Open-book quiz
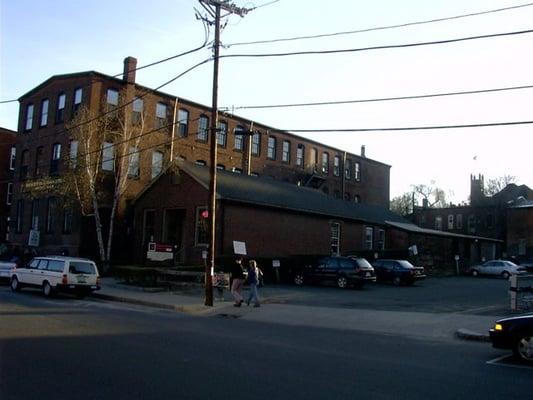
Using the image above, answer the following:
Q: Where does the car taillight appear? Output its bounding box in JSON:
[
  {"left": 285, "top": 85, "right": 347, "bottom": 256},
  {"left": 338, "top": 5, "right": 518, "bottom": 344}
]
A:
[
  {"left": 96, "top": 277, "right": 101, "bottom": 286},
  {"left": 62, "top": 274, "right": 68, "bottom": 284}
]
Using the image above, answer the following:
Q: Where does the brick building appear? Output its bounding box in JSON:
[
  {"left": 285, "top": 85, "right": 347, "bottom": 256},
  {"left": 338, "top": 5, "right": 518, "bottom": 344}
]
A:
[
  {"left": 0, "top": 127, "right": 17, "bottom": 244},
  {"left": 133, "top": 160, "right": 500, "bottom": 270},
  {"left": 506, "top": 199, "right": 533, "bottom": 261},
  {"left": 411, "top": 174, "right": 532, "bottom": 263},
  {"left": 10, "top": 57, "right": 390, "bottom": 260}
]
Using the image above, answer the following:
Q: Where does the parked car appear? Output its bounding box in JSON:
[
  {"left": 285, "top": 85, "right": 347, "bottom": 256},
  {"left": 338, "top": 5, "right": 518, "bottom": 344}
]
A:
[
  {"left": 10, "top": 256, "right": 101, "bottom": 298},
  {"left": 0, "top": 260, "right": 18, "bottom": 282},
  {"left": 468, "top": 260, "right": 526, "bottom": 279},
  {"left": 292, "top": 256, "right": 376, "bottom": 289},
  {"left": 489, "top": 315, "right": 533, "bottom": 364},
  {"left": 372, "top": 259, "right": 426, "bottom": 286}
]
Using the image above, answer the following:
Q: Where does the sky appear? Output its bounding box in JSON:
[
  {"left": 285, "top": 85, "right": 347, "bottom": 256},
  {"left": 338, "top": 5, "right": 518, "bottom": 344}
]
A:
[{"left": 1, "top": 0, "right": 532, "bottom": 204}]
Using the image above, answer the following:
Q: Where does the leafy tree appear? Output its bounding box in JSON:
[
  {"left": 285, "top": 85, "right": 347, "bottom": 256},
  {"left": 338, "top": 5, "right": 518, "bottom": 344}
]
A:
[{"left": 390, "top": 192, "right": 413, "bottom": 216}]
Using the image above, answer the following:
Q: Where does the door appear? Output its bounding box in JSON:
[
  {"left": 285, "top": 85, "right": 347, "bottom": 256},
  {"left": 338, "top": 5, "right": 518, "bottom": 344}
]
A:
[{"left": 162, "top": 209, "right": 185, "bottom": 263}]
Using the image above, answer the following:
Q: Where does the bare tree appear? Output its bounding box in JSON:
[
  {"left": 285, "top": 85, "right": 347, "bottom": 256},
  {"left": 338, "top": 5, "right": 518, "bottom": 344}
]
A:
[
  {"left": 411, "top": 181, "right": 450, "bottom": 208},
  {"left": 390, "top": 192, "right": 413, "bottom": 216},
  {"left": 484, "top": 175, "right": 516, "bottom": 196}
]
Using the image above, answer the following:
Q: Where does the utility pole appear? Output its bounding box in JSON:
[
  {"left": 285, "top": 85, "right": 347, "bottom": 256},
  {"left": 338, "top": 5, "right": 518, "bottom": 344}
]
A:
[{"left": 198, "top": 0, "right": 249, "bottom": 306}]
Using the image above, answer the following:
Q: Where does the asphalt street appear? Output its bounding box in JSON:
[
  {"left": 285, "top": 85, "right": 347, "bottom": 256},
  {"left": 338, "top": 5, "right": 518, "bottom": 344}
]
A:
[{"left": 1, "top": 284, "right": 531, "bottom": 400}]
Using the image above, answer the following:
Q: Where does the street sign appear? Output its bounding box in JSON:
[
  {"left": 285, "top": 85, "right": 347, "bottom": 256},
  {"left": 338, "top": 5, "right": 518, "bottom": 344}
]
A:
[
  {"left": 28, "top": 230, "right": 40, "bottom": 247},
  {"left": 233, "top": 241, "right": 247, "bottom": 255}
]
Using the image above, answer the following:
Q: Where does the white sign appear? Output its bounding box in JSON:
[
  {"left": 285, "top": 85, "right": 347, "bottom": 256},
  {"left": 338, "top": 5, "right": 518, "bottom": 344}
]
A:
[
  {"left": 28, "top": 230, "right": 40, "bottom": 247},
  {"left": 233, "top": 241, "right": 247, "bottom": 255},
  {"left": 409, "top": 245, "right": 418, "bottom": 255},
  {"left": 272, "top": 259, "right": 281, "bottom": 268},
  {"left": 202, "top": 250, "right": 208, "bottom": 260}
]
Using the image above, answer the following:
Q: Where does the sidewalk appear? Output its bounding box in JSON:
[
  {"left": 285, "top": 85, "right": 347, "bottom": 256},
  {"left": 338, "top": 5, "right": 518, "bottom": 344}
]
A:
[{"left": 91, "top": 278, "right": 500, "bottom": 342}]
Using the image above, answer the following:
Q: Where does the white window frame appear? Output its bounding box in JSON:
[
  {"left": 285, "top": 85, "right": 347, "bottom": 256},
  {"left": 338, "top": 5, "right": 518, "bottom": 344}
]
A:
[
  {"left": 456, "top": 214, "right": 463, "bottom": 229},
  {"left": 282, "top": 140, "right": 290, "bottom": 163},
  {"left": 345, "top": 159, "right": 352, "bottom": 180},
  {"left": 448, "top": 214, "right": 454, "bottom": 230},
  {"left": 378, "top": 229, "right": 385, "bottom": 250},
  {"left": 178, "top": 109, "right": 189, "bottom": 137},
  {"left": 296, "top": 144, "right": 304, "bottom": 167},
  {"left": 197, "top": 115, "right": 209, "bottom": 141},
  {"left": 251, "top": 132, "right": 260, "bottom": 155},
  {"left": 365, "top": 226, "right": 374, "bottom": 250},
  {"left": 331, "top": 222, "right": 341, "bottom": 255},
  {"left": 267, "top": 136, "right": 276, "bottom": 160},
  {"left": 435, "top": 216, "right": 443, "bottom": 230},
  {"left": 73, "top": 88, "right": 83, "bottom": 111},
  {"left": 6, "top": 183, "right": 13, "bottom": 205},
  {"left": 234, "top": 126, "right": 245, "bottom": 151},
  {"left": 333, "top": 155, "right": 340, "bottom": 176},
  {"left": 69, "top": 140, "right": 78, "bottom": 169},
  {"left": 25, "top": 104, "right": 34, "bottom": 131},
  {"left": 52, "top": 143, "right": 61, "bottom": 160},
  {"left": 106, "top": 89, "right": 119, "bottom": 106},
  {"left": 217, "top": 121, "right": 227, "bottom": 147},
  {"left": 355, "top": 162, "right": 361, "bottom": 181},
  {"left": 322, "top": 152, "right": 329, "bottom": 174},
  {"left": 128, "top": 147, "right": 140, "bottom": 177},
  {"left": 40, "top": 99, "right": 49, "bottom": 127},
  {"left": 9, "top": 146, "right": 16, "bottom": 170}
]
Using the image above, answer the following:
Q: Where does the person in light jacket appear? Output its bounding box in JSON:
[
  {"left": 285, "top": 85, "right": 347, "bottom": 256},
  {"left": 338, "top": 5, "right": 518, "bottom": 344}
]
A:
[{"left": 246, "top": 259, "right": 261, "bottom": 307}]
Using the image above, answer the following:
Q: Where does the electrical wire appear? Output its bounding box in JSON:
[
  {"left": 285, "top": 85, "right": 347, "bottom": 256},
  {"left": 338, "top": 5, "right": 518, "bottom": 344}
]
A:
[
  {"left": 222, "top": 84, "right": 533, "bottom": 110},
  {"left": 225, "top": 2, "right": 533, "bottom": 47},
  {"left": 284, "top": 120, "right": 533, "bottom": 133},
  {"left": 221, "top": 28, "right": 533, "bottom": 59}
]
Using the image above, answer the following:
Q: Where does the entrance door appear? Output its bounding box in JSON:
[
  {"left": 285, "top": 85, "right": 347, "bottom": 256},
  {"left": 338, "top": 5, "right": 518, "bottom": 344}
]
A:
[{"left": 163, "top": 209, "right": 185, "bottom": 263}]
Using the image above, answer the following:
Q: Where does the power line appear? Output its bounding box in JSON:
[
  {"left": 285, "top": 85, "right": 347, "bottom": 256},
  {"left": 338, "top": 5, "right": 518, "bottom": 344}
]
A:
[
  {"left": 225, "top": 2, "right": 533, "bottom": 47},
  {"left": 221, "top": 28, "right": 533, "bottom": 59},
  {"left": 284, "top": 120, "right": 533, "bottom": 133},
  {"left": 0, "top": 41, "right": 210, "bottom": 105},
  {"left": 222, "top": 84, "right": 533, "bottom": 110}
]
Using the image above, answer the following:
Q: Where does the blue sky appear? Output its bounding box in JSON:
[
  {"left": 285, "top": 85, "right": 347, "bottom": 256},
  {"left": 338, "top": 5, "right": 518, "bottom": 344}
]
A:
[{"left": 1, "top": 0, "right": 532, "bottom": 202}]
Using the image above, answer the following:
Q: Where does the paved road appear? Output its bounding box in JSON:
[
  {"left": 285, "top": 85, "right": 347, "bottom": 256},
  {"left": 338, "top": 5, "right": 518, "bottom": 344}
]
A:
[{"left": 1, "top": 287, "right": 531, "bottom": 400}]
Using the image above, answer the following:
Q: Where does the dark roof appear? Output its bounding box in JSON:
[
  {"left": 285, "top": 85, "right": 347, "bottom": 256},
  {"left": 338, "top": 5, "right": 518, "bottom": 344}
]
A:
[{"left": 385, "top": 221, "right": 502, "bottom": 242}]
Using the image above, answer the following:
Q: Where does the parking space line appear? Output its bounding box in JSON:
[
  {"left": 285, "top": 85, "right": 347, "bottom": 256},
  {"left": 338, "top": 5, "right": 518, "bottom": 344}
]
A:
[{"left": 486, "top": 354, "right": 533, "bottom": 370}]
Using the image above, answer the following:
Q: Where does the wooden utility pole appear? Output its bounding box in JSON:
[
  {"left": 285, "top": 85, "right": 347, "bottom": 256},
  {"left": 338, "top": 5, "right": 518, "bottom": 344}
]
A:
[{"left": 198, "top": 0, "right": 249, "bottom": 306}]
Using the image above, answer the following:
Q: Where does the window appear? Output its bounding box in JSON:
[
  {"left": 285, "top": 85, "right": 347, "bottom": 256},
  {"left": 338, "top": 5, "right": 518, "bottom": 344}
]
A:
[
  {"left": 365, "top": 227, "right": 374, "bottom": 250},
  {"left": 217, "top": 121, "right": 227, "bottom": 147},
  {"left": 9, "top": 146, "right": 16, "bottom": 170},
  {"left": 296, "top": 144, "right": 304, "bottom": 167},
  {"left": 35, "top": 146, "right": 44, "bottom": 175},
  {"left": 132, "top": 97, "right": 143, "bottom": 125},
  {"left": 106, "top": 89, "right": 119, "bottom": 106},
  {"left": 234, "top": 125, "right": 245, "bottom": 151},
  {"left": 282, "top": 140, "right": 291, "bottom": 163},
  {"left": 195, "top": 206, "right": 209, "bottom": 246},
  {"left": 101, "top": 142, "right": 114, "bottom": 171},
  {"left": 46, "top": 198, "right": 56, "bottom": 234},
  {"left": 69, "top": 140, "right": 78, "bottom": 169},
  {"left": 468, "top": 215, "right": 475, "bottom": 233},
  {"left": 216, "top": 164, "right": 226, "bottom": 170},
  {"left": 40, "top": 99, "right": 49, "bottom": 127},
  {"left": 267, "top": 136, "right": 276, "bottom": 160},
  {"left": 333, "top": 155, "right": 340, "bottom": 176},
  {"left": 25, "top": 104, "right": 34, "bottom": 131},
  {"left": 232, "top": 167, "right": 242, "bottom": 174},
  {"left": 435, "top": 216, "right": 443, "bottom": 230},
  {"left": 155, "top": 102, "right": 167, "bottom": 128},
  {"left": 20, "top": 150, "right": 29, "bottom": 180},
  {"left": 331, "top": 222, "right": 341, "bottom": 255},
  {"left": 73, "top": 88, "right": 83, "bottom": 113},
  {"left": 56, "top": 93, "right": 66, "bottom": 123},
  {"left": 31, "top": 199, "right": 40, "bottom": 230},
  {"left": 251, "top": 132, "right": 261, "bottom": 155},
  {"left": 50, "top": 143, "right": 61, "bottom": 175},
  {"left": 345, "top": 159, "right": 352, "bottom": 179},
  {"left": 448, "top": 214, "right": 454, "bottom": 230},
  {"left": 378, "top": 229, "right": 385, "bottom": 250},
  {"left": 63, "top": 208, "right": 73, "bottom": 234},
  {"left": 197, "top": 115, "right": 209, "bottom": 141},
  {"left": 355, "top": 162, "right": 361, "bottom": 181},
  {"left": 151, "top": 151, "right": 163, "bottom": 178},
  {"left": 310, "top": 148, "right": 318, "bottom": 170},
  {"left": 16, "top": 200, "right": 24, "bottom": 233},
  {"left": 128, "top": 147, "right": 140, "bottom": 177},
  {"left": 195, "top": 160, "right": 206, "bottom": 166},
  {"left": 322, "top": 152, "right": 329, "bottom": 174},
  {"left": 456, "top": 214, "right": 463, "bottom": 229},
  {"left": 178, "top": 109, "right": 189, "bottom": 137},
  {"left": 6, "top": 183, "right": 13, "bottom": 205}
]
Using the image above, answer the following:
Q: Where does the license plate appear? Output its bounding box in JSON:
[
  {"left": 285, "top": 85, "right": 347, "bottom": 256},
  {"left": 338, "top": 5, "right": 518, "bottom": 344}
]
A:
[{"left": 77, "top": 277, "right": 87, "bottom": 284}]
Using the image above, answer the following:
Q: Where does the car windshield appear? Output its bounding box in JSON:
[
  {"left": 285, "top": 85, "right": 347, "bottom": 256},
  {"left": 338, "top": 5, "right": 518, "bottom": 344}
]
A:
[
  {"left": 354, "top": 258, "right": 373, "bottom": 269},
  {"left": 398, "top": 260, "right": 415, "bottom": 269},
  {"left": 69, "top": 261, "right": 97, "bottom": 275}
]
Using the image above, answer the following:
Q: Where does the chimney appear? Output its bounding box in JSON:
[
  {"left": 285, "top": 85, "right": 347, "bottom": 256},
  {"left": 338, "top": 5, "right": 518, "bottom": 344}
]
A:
[
  {"left": 123, "top": 56, "right": 137, "bottom": 84},
  {"left": 361, "top": 145, "right": 366, "bottom": 158}
]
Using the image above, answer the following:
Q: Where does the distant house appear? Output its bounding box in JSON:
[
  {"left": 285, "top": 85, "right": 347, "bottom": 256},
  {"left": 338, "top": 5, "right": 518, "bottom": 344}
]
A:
[
  {"left": 132, "top": 160, "right": 501, "bottom": 270},
  {"left": 0, "top": 127, "right": 17, "bottom": 244},
  {"left": 506, "top": 199, "right": 533, "bottom": 262},
  {"left": 412, "top": 175, "right": 533, "bottom": 262}
]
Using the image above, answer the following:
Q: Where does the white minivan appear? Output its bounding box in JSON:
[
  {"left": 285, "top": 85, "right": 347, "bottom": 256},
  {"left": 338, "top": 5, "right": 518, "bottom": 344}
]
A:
[{"left": 10, "top": 256, "right": 100, "bottom": 298}]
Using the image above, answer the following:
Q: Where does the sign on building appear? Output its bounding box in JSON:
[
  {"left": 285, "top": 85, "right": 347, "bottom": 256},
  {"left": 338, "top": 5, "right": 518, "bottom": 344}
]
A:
[
  {"left": 233, "top": 241, "right": 247, "bottom": 255},
  {"left": 28, "top": 229, "right": 40, "bottom": 247}
]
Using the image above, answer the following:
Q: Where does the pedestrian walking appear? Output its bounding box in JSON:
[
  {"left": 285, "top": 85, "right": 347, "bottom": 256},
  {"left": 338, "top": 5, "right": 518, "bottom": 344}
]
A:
[
  {"left": 231, "top": 257, "right": 245, "bottom": 307},
  {"left": 246, "top": 260, "right": 261, "bottom": 307}
]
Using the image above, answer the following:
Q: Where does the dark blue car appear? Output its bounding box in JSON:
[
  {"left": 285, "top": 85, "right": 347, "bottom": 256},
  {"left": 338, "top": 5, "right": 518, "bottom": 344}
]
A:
[{"left": 490, "top": 315, "right": 533, "bottom": 364}]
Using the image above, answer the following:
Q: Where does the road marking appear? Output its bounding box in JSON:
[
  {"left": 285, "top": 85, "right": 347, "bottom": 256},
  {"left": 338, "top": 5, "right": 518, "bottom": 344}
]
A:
[{"left": 486, "top": 354, "right": 533, "bottom": 370}]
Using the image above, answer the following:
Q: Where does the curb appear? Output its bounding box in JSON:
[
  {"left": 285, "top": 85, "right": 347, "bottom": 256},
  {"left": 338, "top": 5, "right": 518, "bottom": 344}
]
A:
[
  {"left": 90, "top": 292, "right": 223, "bottom": 316},
  {"left": 455, "top": 328, "right": 491, "bottom": 342}
]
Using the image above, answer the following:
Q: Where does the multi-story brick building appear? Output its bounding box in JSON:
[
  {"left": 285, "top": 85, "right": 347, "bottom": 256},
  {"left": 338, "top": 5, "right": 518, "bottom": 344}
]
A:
[
  {"left": 0, "top": 127, "right": 17, "bottom": 244},
  {"left": 411, "top": 174, "right": 533, "bottom": 262},
  {"left": 10, "top": 57, "right": 390, "bottom": 261}
]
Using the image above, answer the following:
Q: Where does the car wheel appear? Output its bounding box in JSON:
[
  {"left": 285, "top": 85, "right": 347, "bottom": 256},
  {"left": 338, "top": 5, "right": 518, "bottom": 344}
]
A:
[
  {"left": 471, "top": 270, "right": 479, "bottom": 277},
  {"left": 10, "top": 276, "right": 21, "bottom": 292},
  {"left": 502, "top": 271, "right": 511, "bottom": 280},
  {"left": 513, "top": 334, "right": 533, "bottom": 364},
  {"left": 294, "top": 274, "right": 304, "bottom": 286},
  {"left": 42, "top": 281, "right": 54, "bottom": 297},
  {"left": 393, "top": 276, "right": 402, "bottom": 286},
  {"left": 336, "top": 276, "right": 348, "bottom": 289}
]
